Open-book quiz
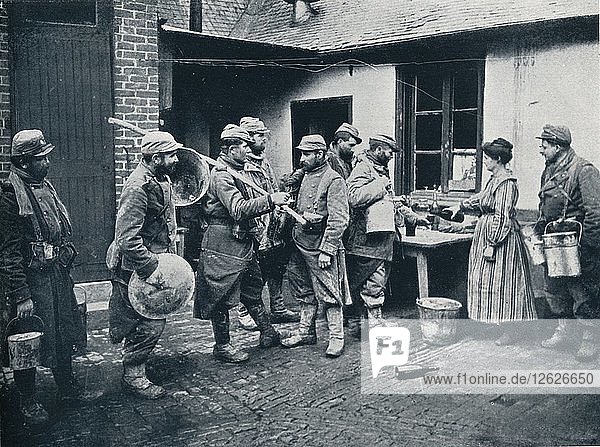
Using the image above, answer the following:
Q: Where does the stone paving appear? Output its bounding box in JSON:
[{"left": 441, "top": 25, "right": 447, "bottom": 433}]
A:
[{"left": 2, "top": 292, "right": 600, "bottom": 446}]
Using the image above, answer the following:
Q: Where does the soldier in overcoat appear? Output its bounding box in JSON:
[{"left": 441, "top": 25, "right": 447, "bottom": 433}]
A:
[
  {"left": 0, "top": 130, "right": 85, "bottom": 426},
  {"left": 533, "top": 124, "right": 600, "bottom": 361},
  {"left": 346, "top": 135, "right": 427, "bottom": 327},
  {"left": 280, "top": 135, "right": 350, "bottom": 357},
  {"left": 198, "top": 124, "right": 291, "bottom": 363},
  {"left": 236, "top": 117, "right": 299, "bottom": 329},
  {"left": 107, "top": 131, "right": 181, "bottom": 399}
]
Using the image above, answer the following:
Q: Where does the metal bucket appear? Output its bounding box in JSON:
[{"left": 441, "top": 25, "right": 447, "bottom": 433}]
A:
[
  {"left": 417, "top": 297, "right": 462, "bottom": 346},
  {"left": 5, "top": 316, "right": 44, "bottom": 370},
  {"left": 542, "top": 221, "right": 581, "bottom": 277},
  {"left": 365, "top": 197, "right": 395, "bottom": 234},
  {"left": 524, "top": 234, "right": 546, "bottom": 266}
]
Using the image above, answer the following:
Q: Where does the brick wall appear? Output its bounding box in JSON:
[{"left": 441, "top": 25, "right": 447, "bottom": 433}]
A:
[
  {"left": 112, "top": 0, "right": 160, "bottom": 199},
  {"left": 0, "top": 5, "right": 10, "bottom": 178}
]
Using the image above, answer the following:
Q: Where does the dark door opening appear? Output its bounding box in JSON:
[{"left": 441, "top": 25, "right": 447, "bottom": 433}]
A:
[{"left": 290, "top": 96, "right": 352, "bottom": 168}]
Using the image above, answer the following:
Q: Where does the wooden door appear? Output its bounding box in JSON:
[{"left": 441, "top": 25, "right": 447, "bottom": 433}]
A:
[{"left": 10, "top": 2, "right": 115, "bottom": 281}]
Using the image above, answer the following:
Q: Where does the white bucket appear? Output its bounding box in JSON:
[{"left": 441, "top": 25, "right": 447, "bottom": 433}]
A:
[
  {"left": 417, "top": 297, "right": 462, "bottom": 346},
  {"left": 6, "top": 316, "right": 44, "bottom": 370},
  {"left": 365, "top": 197, "right": 395, "bottom": 234},
  {"left": 543, "top": 221, "right": 581, "bottom": 278},
  {"left": 524, "top": 234, "right": 545, "bottom": 266}
]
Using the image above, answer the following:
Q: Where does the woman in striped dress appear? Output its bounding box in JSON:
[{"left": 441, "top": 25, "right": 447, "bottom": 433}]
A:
[{"left": 451, "top": 138, "right": 536, "bottom": 345}]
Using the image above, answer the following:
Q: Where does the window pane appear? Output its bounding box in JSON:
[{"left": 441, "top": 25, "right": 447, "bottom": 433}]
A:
[
  {"left": 416, "top": 153, "right": 441, "bottom": 190},
  {"left": 416, "top": 114, "right": 442, "bottom": 150},
  {"left": 453, "top": 111, "right": 477, "bottom": 149},
  {"left": 416, "top": 73, "right": 443, "bottom": 112},
  {"left": 449, "top": 154, "right": 476, "bottom": 191},
  {"left": 453, "top": 69, "right": 478, "bottom": 109}
]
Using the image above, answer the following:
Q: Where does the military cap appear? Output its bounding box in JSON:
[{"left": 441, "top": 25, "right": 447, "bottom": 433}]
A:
[
  {"left": 141, "top": 131, "right": 183, "bottom": 155},
  {"left": 220, "top": 124, "right": 254, "bottom": 144},
  {"left": 334, "top": 122, "right": 362, "bottom": 144},
  {"left": 370, "top": 134, "right": 399, "bottom": 152},
  {"left": 239, "top": 116, "right": 270, "bottom": 134},
  {"left": 535, "top": 124, "right": 572, "bottom": 146},
  {"left": 11, "top": 129, "right": 54, "bottom": 158},
  {"left": 296, "top": 134, "right": 327, "bottom": 152}
]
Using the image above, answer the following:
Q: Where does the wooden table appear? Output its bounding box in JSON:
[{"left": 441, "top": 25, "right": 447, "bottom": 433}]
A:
[{"left": 398, "top": 227, "right": 473, "bottom": 300}]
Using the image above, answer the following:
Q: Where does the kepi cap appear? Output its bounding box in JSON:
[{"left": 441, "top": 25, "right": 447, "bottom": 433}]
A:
[
  {"left": 296, "top": 134, "right": 327, "bottom": 152},
  {"left": 334, "top": 122, "right": 362, "bottom": 144},
  {"left": 220, "top": 124, "right": 254, "bottom": 144},
  {"left": 239, "top": 116, "right": 270, "bottom": 134},
  {"left": 370, "top": 134, "right": 398, "bottom": 152},
  {"left": 11, "top": 129, "right": 54, "bottom": 158},
  {"left": 141, "top": 131, "right": 183, "bottom": 155},
  {"left": 535, "top": 124, "right": 572, "bottom": 146}
]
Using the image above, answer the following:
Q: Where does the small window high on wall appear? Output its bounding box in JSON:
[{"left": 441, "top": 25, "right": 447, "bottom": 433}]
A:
[
  {"left": 398, "top": 62, "right": 484, "bottom": 194},
  {"left": 11, "top": 0, "right": 97, "bottom": 26}
]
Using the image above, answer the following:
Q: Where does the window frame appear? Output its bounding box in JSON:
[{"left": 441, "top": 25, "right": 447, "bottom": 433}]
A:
[{"left": 396, "top": 62, "right": 484, "bottom": 196}]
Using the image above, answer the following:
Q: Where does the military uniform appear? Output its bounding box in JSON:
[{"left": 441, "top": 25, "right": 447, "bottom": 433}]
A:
[
  {"left": 345, "top": 135, "right": 421, "bottom": 325},
  {"left": 0, "top": 130, "right": 84, "bottom": 425},
  {"left": 533, "top": 124, "right": 600, "bottom": 361},
  {"left": 282, "top": 134, "right": 349, "bottom": 357},
  {"left": 107, "top": 131, "right": 180, "bottom": 399},
  {"left": 198, "top": 124, "right": 282, "bottom": 363}
]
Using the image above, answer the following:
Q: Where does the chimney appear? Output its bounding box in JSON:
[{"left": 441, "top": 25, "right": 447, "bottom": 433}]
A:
[
  {"left": 284, "top": 0, "right": 319, "bottom": 24},
  {"left": 190, "top": 0, "right": 202, "bottom": 32}
]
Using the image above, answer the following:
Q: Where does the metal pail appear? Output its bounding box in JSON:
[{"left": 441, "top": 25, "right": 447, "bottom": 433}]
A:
[
  {"left": 6, "top": 316, "right": 44, "bottom": 370},
  {"left": 542, "top": 221, "right": 581, "bottom": 277},
  {"left": 417, "top": 297, "right": 462, "bottom": 346},
  {"left": 365, "top": 197, "right": 395, "bottom": 234},
  {"left": 524, "top": 234, "right": 546, "bottom": 266}
]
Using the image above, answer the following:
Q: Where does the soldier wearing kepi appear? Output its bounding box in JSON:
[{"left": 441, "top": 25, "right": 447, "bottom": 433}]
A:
[
  {"left": 346, "top": 135, "right": 428, "bottom": 328},
  {"left": 107, "top": 131, "right": 181, "bottom": 399},
  {"left": 236, "top": 117, "right": 299, "bottom": 329},
  {"left": 534, "top": 124, "right": 600, "bottom": 361},
  {"left": 328, "top": 122, "right": 361, "bottom": 180},
  {"left": 0, "top": 130, "right": 85, "bottom": 427},
  {"left": 200, "top": 124, "right": 291, "bottom": 363},
  {"left": 281, "top": 135, "right": 350, "bottom": 357}
]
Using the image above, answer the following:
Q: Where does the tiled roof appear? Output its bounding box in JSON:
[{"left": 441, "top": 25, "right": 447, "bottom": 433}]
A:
[
  {"left": 224, "top": 0, "right": 599, "bottom": 51},
  {"left": 158, "top": 0, "right": 190, "bottom": 30},
  {"left": 202, "top": 0, "right": 254, "bottom": 36}
]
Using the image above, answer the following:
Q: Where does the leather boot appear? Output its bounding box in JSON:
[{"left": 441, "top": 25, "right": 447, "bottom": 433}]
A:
[
  {"left": 238, "top": 303, "right": 258, "bottom": 331},
  {"left": 122, "top": 364, "right": 165, "bottom": 400},
  {"left": 247, "top": 303, "right": 281, "bottom": 348},
  {"left": 212, "top": 310, "right": 249, "bottom": 363},
  {"left": 281, "top": 304, "right": 318, "bottom": 347},
  {"left": 325, "top": 305, "right": 344, "bottom": 357},
  {"left": 269, "top": 279, "right": 300, "bottom": 323},
  {"left": 541, "top": 319, "right": 575, "bottom": 349},
  {"left": 367, "top": 306, "right": 386, "bottom": 328},
  {"left": 575, "top": 326, "right": 598, "bottom": 362}
]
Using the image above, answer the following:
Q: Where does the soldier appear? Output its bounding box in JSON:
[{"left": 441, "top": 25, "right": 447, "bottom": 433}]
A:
[
  {"left": 236, "top": 117, "right": 299, "bottom": 329},
  {"left": 327, "top": 122, "right": 362, "bottom": 180},
  {"left": 281, "top": 135, "right": 350, "bottom": 357},
  {"left": 346, "top": 135, "right": 428, "bottom": 328},
  {"left": 534, "top": 124, "right": 600, "bottom": 361},
  {"left": 0, "top": 130, "right": 85, "bottom": 426},
  {"left": 107, "top": 131, "right": 181, "bottom": 399},
  {"left": 200, "top": 124, "right": 291, "bottom": 363}
]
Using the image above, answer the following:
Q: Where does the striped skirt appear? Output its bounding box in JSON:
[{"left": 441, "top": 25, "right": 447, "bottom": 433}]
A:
[{"left": 467, "top": 215, "right": 537, "bottom": 323}]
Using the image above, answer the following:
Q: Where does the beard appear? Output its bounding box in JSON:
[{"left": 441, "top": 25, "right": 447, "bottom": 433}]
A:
[
  {"left": 28, "top": 164, "right": 49, "bottom": 181},
  {"left": 155, "top": 161, "right": 176, "bottom": 177}
]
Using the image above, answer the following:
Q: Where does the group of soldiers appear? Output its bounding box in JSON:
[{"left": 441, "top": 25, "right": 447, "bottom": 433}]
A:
[{"left": 1, "top": 119, "right": 598, "bottom": 428}]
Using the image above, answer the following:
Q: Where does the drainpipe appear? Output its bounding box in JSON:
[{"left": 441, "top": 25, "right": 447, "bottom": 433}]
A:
[{"left": 190, "top": 0, "right": 202, "bottom": 31}]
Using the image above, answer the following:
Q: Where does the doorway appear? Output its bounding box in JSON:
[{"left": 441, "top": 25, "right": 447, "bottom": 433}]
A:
[{"left": 290, "top": 96, "right": 353, "bottom": 168}]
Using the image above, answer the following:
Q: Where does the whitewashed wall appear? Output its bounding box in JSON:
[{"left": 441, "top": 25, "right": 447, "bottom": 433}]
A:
[
  {"left": 252, "top": 65, "right": 397, "bottom": 181},
  {"left": 484, "top": 38, "right": 599, "bottom": 210}
]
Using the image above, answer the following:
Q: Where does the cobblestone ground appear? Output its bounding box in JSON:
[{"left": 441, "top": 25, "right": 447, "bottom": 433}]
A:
[{"left": 2, "top": 302, "right": 600, "bottom": 447}]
